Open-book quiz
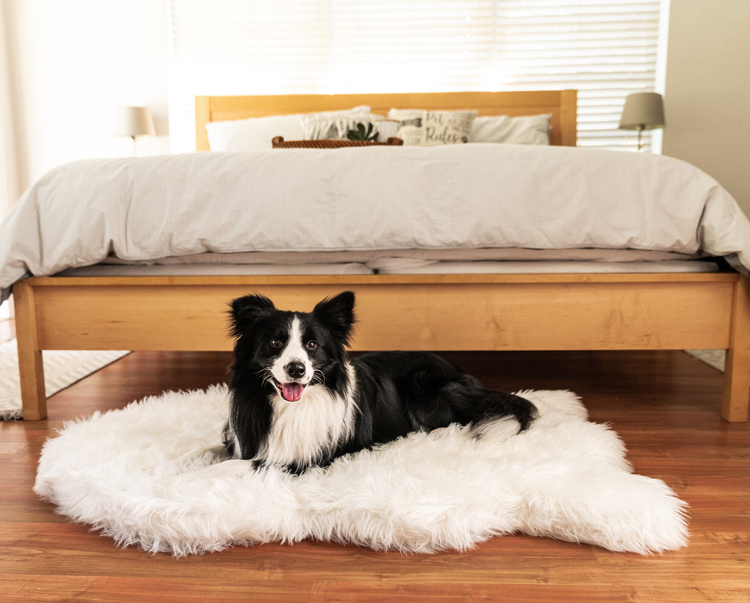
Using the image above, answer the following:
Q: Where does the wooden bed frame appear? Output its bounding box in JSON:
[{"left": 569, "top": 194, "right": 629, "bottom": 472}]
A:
[{"left": 13, "top": 90, "right": 750, "bottom": 422}]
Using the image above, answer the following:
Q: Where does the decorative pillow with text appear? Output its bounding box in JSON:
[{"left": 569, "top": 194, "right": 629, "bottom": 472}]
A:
[{"left": 387, "top": 109, "right": 477, "bottom": 146}]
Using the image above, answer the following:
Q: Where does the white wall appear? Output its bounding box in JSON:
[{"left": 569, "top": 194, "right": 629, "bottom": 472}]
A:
[
  {"left": 662, "top": 0, "right": 750, "bottom": 217},
  {"left": 6, "top": 0, "right": 171, "bottom": 194},
  {"left": 0, "top": 2, "right": 19, "bottom": 217}
]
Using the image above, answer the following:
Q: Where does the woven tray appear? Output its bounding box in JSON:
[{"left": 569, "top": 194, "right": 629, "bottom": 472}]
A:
[{"left": 272, "top": 136, "right": 403, "bottom": 148}]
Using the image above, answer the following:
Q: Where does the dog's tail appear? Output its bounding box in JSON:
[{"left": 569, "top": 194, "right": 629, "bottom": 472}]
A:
[{"left": 471, "top": 390, "right": 537, "bottom": 433}]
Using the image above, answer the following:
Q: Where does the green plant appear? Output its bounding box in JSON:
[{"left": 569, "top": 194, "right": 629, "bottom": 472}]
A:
[{"left": 346, "top": 122, "right": 378, "bottom": 142}]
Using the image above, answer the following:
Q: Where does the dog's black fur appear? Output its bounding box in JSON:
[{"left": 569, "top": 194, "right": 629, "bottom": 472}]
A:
[{"left": 224, "top": 291, "right": 536, "bottom": 473}]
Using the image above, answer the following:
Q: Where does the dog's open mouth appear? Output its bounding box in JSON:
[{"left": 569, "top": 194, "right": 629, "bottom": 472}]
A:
[{"left": 272, "top": 379, "right": 306, "bottom": 402}]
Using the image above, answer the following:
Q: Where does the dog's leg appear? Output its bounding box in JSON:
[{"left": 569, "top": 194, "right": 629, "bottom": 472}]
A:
[
  {"left": 401, "top": 367, "right": 474, "bottom": 431},
  {"left": 224, "top": 386, "right": 273, "bottom": 461}
]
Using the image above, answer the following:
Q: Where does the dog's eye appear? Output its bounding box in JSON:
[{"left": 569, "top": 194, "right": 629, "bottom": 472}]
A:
[
  {"left": 305, "top": 341, "right": 318, "bottom": 351},
  {"left": 269, "top": 339, "right": 283, "bottom": 348}
]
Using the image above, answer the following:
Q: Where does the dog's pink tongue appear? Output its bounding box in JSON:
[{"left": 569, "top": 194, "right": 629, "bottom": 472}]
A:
[{"left": 281, "top": 383, "right": 304, "bottom": 402}]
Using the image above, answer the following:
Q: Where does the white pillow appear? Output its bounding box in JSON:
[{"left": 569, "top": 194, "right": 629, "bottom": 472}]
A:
[
  {"left": 387, "top": 109, "right": 477, "bottom": 146},
  {"left": 471, "top": 114, "right": 551, "bottom": 145},
  {"left": 205, "top": 106, "right": 371, "bottom": 151}
]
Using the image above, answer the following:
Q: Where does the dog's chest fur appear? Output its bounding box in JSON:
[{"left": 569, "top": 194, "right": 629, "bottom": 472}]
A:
[{"left": 258, "top": 366, "right": 358, "bottom": 468}]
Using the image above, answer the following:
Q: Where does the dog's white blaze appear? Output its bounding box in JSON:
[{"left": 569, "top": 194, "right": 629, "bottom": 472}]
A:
[
  {"left": 259, "top": 365, "right": 358, "bottom": 468},
  {"left": 270, "top": 316, "right": 313, "bottom": 385}
]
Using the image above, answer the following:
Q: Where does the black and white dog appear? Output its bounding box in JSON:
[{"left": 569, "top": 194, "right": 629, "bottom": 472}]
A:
[{"left": 224, "top": 291, "right": 536, "bottom": 473}]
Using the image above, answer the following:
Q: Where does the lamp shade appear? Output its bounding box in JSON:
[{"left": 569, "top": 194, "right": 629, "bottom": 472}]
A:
[
  {"left": 619, "top": 93, "right": 665, "bottom": 130},
  {"left": 113, "top": 106, "right": 156, "bottom": 137}
]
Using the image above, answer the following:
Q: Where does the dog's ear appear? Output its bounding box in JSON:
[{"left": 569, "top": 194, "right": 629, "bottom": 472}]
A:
[
  {"left": 313, "top": 291, "right": 356, "bottom": 345},
  {"left": 229, "top": 294, "right": 276, "bottom": 337}
]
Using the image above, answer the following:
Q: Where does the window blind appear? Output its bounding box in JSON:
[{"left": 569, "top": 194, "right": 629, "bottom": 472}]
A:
[
  {"left": 169, "top": 0, "right": 664, "bottom": 153},
  {"left": 169, "top": 1, "right": 329, "bottom": 153}
]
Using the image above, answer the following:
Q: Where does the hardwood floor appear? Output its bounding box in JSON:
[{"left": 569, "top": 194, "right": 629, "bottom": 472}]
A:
[{"left": 1, "top": 349, "right": 748, "bottom": 602}]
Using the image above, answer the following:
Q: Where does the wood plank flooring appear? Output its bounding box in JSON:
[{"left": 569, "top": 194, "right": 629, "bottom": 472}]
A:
[{"left": 1, "top": 349, "right": 749, "bottom": 602}]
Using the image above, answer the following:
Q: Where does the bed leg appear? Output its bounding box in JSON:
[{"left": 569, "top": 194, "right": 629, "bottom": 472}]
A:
[
  {"left": 12, "top": 280, "right": 47, "bottom": 420},
  {"left": 722, "top": 275, "right": 750, "bottom": 422}
]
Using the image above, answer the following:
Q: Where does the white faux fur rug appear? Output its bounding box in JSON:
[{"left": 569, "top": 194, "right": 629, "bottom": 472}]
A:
[
  {"left": 0, "top": 340, "right": 129, "bottom": 420},
  {"left": 34, "top": 386, "right": 689, "bottom": 556}
]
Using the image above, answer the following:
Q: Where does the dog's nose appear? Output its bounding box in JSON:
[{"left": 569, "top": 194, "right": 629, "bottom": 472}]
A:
[{"left": 285, "top": 362, "right": 306, "bottom": 379}]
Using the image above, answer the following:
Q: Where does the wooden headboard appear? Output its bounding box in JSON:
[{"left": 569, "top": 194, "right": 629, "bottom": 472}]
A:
[{"left": 195, "top": 90, "right": 577, "bottom": 151}]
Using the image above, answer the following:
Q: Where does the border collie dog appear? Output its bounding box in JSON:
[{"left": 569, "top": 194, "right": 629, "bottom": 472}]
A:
[{"left": 224, "top": 291, "right": 537, "bottom": 473}]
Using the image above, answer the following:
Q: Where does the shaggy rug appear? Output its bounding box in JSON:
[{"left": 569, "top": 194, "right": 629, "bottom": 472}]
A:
[
  {"left": 34, "top": 386, "right": 688, "bottom": 556},
  {"left": 0, "top": 340, "right": 129, "bottom": 420}
]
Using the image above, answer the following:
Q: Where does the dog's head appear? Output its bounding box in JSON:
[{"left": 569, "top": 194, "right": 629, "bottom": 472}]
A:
[{"left": 229, "top": 291, "right": 355, "bottom": 402}]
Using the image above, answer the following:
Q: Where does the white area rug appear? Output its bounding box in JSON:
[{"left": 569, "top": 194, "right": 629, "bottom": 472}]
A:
[
  {"left": 0, "top": 340, "right": 129, "bottom": 420},
  {"left": 34, "top": 386, "right": 689, "bottom": 556},
  {"left": 684, "top": 349, "right": 726, "bottom": 372}
]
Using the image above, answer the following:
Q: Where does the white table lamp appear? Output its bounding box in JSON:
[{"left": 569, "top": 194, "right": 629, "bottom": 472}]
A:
[
  {"left": 619, "top": 93, "right": 665, "bottom": 152},
  {"left": 114, "top": 106, "right": 156, "bottom": 156}
]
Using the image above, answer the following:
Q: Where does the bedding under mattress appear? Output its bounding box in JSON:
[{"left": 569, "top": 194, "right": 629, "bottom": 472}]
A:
[
  {"left": 98, "top": 247, "right": 709, "bottom": 266},
  {"left": 57, "top": 259, "right": 722, "bottom": 277},
  {"left": 368, "top": 259, "right": 721, "bottom": 275},
  {"left": 58, "top": 263, "right": 375, "bottom": 277},
  {"left": 2, "top": 144, "right": 750, "bottom": 303}
]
